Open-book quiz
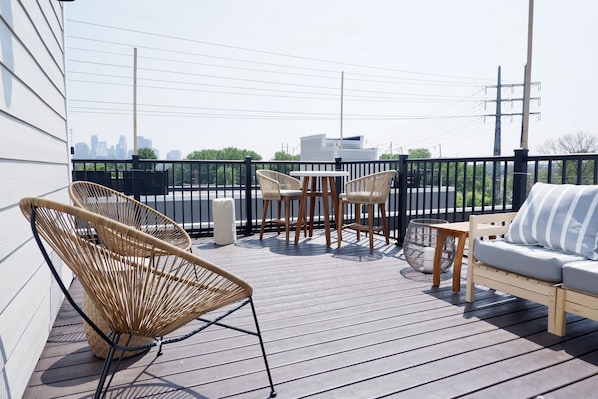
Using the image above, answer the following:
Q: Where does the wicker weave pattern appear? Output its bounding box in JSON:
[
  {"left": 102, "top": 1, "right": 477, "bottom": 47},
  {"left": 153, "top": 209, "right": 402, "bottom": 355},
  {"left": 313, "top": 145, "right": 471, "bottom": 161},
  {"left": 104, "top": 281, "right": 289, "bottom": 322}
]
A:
[
  {"left": 337, "top": 170, "right": 397, "bottom": 251},
  {"left": 256, "top": 170, "right": 302, "bottom": 200},
  {"left": 256, "top": 169, "right": 303, "bottom": 242},
  {"left": 69, "top": 181, "right": 192, "bottom": 253},
  {"left": 20, "top": 197, "right": 251, "bottom": 339},
  {"left": 344, "top": 170, "right": 396, "bottom": 204}
]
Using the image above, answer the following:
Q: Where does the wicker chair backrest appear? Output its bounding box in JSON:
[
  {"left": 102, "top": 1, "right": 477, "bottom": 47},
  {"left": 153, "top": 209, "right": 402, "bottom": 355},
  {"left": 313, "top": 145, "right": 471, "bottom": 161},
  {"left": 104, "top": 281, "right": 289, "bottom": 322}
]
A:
[
  {"left": 20, "top": 197, "right": 251, "bottom": 338},
  {"left": 69, "top": 181, "right": 191, "bottom": 253}
]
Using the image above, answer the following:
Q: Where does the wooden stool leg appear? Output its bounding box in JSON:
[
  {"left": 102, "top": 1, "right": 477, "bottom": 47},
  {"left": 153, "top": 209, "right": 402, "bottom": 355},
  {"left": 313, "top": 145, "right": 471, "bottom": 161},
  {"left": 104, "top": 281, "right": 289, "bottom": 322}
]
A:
[
  {"left": 295, "top": 178, "right": 309, "bottom": 244},
  {"left": 276, "top": 200, "right": 282, "bottom": 236},
  {"left": 260, "top": 200, "right": 269, "bottom": 240},
  {"left": 337, "top": 198, "right": 344, "bottom": 248},
  {"left": 321, "top": 177, "right": 331, "bottom": 246},
  {"left": 368, "top": 204, "right": 374, "bottom": 251},
  {"left": 284, "top": 198, "right": 291, "bottom": 243},
  {"left": 355, "top": 205, "right": 361, "bottom": 242},
  {"left": 309, "top": 177, "right": 317, "bottom": 237},
  {"left": 380, "top": 203, "right": 389, "bottom": 244}
]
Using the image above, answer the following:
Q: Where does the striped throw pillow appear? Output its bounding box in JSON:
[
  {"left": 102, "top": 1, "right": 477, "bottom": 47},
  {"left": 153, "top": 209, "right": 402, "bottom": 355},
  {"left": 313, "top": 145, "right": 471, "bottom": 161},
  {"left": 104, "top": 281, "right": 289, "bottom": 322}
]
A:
[{"left": 505, "top": 182, "right": 598, "bottom": 260}]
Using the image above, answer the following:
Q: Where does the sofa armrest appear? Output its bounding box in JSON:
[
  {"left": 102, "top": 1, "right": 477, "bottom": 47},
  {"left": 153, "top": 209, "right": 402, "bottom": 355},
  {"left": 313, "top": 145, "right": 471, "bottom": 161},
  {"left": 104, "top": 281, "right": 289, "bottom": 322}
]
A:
[{"left": 469, "top": 212, "right": 517, "bottom": 241}]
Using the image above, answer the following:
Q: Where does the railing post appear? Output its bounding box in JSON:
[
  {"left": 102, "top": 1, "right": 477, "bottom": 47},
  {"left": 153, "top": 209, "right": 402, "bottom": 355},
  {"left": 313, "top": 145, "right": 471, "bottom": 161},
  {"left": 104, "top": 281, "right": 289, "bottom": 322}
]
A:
[
  {"left": 244, "top": 156, "right": 254, "bottom": 236},
  {"left": 132, "top": 154, "right": 140, "bottom": 201},
  {"left": 397, "top": 154, "right": 409, "bottom": 245},
  {"left": 512, "top": 148, "right": 529, "bottom": 211},
  {"left": 334, "top": 157, "right": 342, "bottom": 192}
]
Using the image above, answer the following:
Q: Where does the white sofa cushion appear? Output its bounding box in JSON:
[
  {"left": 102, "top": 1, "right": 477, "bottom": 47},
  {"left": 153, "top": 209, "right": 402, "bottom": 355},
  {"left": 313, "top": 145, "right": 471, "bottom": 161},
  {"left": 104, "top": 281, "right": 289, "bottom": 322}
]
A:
[
  {"left": 474, "top": 238, "right": 585, "bottom": 283},
  {"left": 505, "top": 182, "right": 598, "bottom": 260},
  {"left": 563, "top": 261, "right": 598, "bottom": 296}
]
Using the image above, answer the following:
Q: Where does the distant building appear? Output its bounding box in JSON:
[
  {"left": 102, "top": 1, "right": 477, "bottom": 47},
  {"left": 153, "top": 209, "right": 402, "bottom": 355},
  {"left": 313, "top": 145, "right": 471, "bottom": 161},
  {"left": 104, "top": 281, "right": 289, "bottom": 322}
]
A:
[
  {"left": 116, "top": 135, "right": 128, "bottom": 159},
  {"left": 137, "top": 135, "right": 152, "bottom": 150},
  {"left": 95, "top": 141, "right": 109, "bottom": 158},
  {"left": 90, "top": 134, "right": 98, "bottom": 157},
  {"left": 74, "top": 134, "right": 161, "bottom": 159},
  {"left": 73, "top": 142, "right": 90, "bottom": 159},
  {"left": 166, "top": 150, "right": 182, "bottom": 160},
  {"left": 135, "top": 135, "right": 159, "bottom": 158},
  {"left": 300, "top": 134, "right": 377, "bottom": 161}
]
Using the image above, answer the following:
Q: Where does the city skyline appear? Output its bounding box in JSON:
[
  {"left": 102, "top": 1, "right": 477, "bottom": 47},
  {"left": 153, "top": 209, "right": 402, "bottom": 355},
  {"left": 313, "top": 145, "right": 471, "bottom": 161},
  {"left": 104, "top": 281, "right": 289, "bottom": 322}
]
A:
[{"left": 73, "top": 134, "right": 182, "bottom": 160}]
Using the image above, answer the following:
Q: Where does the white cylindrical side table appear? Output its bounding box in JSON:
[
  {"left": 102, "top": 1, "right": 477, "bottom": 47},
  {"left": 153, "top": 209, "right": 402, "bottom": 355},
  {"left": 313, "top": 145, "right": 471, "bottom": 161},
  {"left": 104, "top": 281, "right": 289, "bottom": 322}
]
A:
[{"left": 213, "top": 198, "right": 236, "bottom": 245}]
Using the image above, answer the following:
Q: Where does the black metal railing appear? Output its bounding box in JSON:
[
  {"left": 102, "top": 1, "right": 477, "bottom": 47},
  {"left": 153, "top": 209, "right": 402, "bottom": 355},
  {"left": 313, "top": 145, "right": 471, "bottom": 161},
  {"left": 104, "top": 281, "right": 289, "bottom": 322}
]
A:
[{"left": 72, "top": 149, "right": 598, "bottom": 243}]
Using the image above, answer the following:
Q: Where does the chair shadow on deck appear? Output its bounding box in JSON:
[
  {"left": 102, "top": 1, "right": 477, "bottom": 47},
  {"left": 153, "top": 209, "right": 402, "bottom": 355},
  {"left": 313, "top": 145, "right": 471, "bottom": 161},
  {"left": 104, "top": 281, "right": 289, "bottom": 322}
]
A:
[
  {"left": 95, "top": 384, "right": 210, "bottom": 399},
  {"left": 40, "top": 347, "right": 214, "bottom": 398},
  {"left": 262, "top": 230, "right": 401, "bottom": 260},
  {"left": 40, "top": 347, "right": 148, "bottom": 387}
]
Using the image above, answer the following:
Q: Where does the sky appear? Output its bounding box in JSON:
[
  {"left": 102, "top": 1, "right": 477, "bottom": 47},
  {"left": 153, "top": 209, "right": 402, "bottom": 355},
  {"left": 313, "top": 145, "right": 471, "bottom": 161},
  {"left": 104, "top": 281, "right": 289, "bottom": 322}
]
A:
[{"left": 64, "top": 1, "right": 598, "bottom": 160}]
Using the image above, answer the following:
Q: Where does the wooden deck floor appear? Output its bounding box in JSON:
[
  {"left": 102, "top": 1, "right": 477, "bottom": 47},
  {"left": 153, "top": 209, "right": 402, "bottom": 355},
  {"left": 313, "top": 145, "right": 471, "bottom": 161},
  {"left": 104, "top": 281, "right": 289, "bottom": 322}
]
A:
[{"left": 24, "top": 231, "right": 598, "bottom": 399}]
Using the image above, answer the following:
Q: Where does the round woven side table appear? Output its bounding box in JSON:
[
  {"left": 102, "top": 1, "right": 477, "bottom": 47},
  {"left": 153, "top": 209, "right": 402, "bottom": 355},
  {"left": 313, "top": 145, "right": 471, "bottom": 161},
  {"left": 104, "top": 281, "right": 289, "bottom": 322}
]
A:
[
  {"left": 82, "top": 292, "right": 153, "bottom": 359},
  {"left": 403, "top": 218, "right": 455, "bottom": 274}
]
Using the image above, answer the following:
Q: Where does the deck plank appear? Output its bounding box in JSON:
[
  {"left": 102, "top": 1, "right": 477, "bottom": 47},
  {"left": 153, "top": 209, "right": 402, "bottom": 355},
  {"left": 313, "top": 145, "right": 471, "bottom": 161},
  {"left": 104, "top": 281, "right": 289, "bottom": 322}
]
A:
[{"left": 23, "top": 231, "right": 598, "bottom": 399}]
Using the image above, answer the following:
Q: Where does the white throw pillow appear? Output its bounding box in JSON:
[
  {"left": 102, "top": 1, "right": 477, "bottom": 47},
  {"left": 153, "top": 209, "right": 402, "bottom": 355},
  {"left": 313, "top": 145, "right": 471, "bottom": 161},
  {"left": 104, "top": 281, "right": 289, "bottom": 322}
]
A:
[{"left": 505, "top": 182, "right": 598, "bottom": 260}]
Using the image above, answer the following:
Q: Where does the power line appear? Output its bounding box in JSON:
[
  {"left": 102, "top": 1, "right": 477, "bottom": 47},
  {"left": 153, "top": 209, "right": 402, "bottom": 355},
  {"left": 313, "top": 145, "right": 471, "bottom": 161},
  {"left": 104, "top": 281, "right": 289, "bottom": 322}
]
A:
[
  {"left": 68, "top": 101, "right": 482, "bottom": 120},
  {"left": 67, "top": 19, "right": 495, "bottom": 81},
  {"left": 68, "top": 74, "right": 481, "bottom": 104},
  {"left": 67, "top": 65, "right": 480, "bottom": 100},
  {"left": 68, "top": 45, "right": 494, "bottom": 86}
]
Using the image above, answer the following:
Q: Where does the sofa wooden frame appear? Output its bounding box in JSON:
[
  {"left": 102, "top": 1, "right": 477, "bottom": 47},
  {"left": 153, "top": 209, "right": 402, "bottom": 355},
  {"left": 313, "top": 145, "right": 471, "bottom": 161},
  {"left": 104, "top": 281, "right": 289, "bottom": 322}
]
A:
[
  {"left": 465, "top": 212, "right": 562, "bottom": 336},
  {"left": 555, "top": 286, "right": 598, "bottom": 336}
]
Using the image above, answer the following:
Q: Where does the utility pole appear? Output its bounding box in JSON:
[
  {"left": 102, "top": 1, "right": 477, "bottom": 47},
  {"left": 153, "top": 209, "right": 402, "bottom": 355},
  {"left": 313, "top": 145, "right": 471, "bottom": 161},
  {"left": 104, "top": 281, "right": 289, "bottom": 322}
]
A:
[
  {"left": 133, "top": 47, "right": 138, "bottom": 156},
  {"left": 339, "top": 71, "right": 344, "bottom": 159},
  {"left": 521, "top": 0, "right": 534, "bottom": 149},
  {"left": 494, "top": 66, "right": 502, "bottom": 156},
  {"left": 484, "top": 67, "right": 540, "bottom": 155}
]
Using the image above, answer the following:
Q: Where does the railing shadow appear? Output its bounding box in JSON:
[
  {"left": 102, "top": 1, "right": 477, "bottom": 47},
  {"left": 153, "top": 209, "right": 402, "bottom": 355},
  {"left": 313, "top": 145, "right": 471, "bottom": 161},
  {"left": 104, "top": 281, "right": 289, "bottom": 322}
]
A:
[{"left": 418, "top": 268, "right": 598, "bottom": 361}]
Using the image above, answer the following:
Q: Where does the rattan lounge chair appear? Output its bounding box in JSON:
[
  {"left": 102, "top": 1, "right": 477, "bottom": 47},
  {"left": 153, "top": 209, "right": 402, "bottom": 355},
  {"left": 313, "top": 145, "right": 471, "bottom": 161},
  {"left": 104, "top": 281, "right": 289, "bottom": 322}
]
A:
[
  {"left": 20, "top": 197, "right": 276, "bottom": 399},
  {"left": 256, "top": 169, "right": 304, "bottom": 243},
  {"left": 69, "top": 180, "right": 192, "bottom": 253},
  {"left": 337, "top": 170, "right": 397, "bottom": 251}
]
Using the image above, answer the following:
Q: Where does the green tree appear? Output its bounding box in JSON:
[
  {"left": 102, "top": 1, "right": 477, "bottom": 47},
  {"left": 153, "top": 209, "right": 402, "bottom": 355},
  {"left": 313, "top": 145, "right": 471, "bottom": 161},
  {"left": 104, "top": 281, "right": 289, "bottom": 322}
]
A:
[
  {"left": 408, "top": 148, "right": 431, "bottom": 158},
  {"left": 379, "top": 153, "right": 401, "bottom": 160},
  {"left": 138, "top": 147, "right": 157, "bottom": 159},
  {"left": 186, "top": 147, "right": 262, "bottom": 161},
  {"left": 182, "top": 147, "right": 262, "bottom": 186},
  {"left": 273, "top": 151, "right": 300, "bottom": 161}
]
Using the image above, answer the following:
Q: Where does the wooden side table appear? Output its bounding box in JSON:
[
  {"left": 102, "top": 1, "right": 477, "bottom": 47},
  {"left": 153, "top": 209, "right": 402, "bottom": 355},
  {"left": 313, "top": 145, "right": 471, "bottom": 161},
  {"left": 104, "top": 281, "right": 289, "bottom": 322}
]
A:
[{"left": 429, "top": 221, "right": 470, "bottom": 292}]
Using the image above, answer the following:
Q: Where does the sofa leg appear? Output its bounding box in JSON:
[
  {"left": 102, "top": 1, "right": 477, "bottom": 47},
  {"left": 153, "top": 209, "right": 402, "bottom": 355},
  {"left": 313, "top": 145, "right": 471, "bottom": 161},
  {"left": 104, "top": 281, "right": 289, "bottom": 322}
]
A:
[
  {"left": 465, "top": 264, "right": 475, "bottom": 303},
  {"left": 552, "top": 287, "right": 567, "bottom": 337}
]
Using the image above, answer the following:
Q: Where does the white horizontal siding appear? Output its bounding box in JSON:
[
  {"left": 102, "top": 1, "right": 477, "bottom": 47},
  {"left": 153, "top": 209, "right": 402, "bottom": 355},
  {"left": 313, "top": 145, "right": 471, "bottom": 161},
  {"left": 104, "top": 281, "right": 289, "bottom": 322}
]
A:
[
  {"left": 0, "top": 163, "right": 69, "bottom": 209},
  {"left": 0, "top": 1, "right": 69, "bottom": 398},
  {"left": 21, "top": 0, "right": 64, "bottom": 64},
  {"left": 0, "top": 21, "right": 65, "bottom": 119},
  {"left": 0, "top": 65, "right": 66, "bottom": 139},
  {"left": 0, "top": 113, "right": 67, "bottom": 162},
  {"left": 0, "top": 238, "right": 45, "bottom": 314},
  {"left": 0, "top": 274, "right": 63, "bottom": 399},
  {"left": 3, "top": 0, "right": 66, "bottom": 101}
]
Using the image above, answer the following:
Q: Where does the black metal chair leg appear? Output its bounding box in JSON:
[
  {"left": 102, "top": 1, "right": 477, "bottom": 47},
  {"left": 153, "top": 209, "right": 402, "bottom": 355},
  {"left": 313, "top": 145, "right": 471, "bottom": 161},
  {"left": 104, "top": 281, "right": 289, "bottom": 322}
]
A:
[
  {"left": 94, "top": 333, "right": 119, "bottom": 399},
  {"left": 249, "top": 298, "right": 277, "bottom": 398}
]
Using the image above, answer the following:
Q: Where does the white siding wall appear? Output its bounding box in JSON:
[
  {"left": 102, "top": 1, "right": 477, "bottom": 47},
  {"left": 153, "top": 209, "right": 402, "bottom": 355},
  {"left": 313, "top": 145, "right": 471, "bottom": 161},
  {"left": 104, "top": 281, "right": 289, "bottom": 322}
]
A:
[{"left": 0, "top": 1, "right": 71, "bottom": 398}]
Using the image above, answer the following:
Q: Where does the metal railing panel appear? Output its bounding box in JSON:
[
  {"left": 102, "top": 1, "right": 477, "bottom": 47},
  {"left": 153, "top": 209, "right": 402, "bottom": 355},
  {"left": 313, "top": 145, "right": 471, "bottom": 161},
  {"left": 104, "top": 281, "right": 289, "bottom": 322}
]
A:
[{"left": 72, "top": 151, "right": 598, "bottom": 243}]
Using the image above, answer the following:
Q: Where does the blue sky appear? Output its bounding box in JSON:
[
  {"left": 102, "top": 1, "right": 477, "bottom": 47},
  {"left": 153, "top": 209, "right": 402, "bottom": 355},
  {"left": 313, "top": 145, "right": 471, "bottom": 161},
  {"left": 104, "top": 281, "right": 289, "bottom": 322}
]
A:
[{"left": 64, "top": 1, "right": 598, "bottom": 160}]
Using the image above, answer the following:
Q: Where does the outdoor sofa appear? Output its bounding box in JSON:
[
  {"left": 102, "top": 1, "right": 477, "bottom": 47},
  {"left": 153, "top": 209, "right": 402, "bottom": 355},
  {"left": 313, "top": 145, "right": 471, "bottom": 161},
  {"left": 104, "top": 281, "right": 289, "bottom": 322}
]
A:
[{"left": 466, "top": 182, "right": 598, "bottom": 336}]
